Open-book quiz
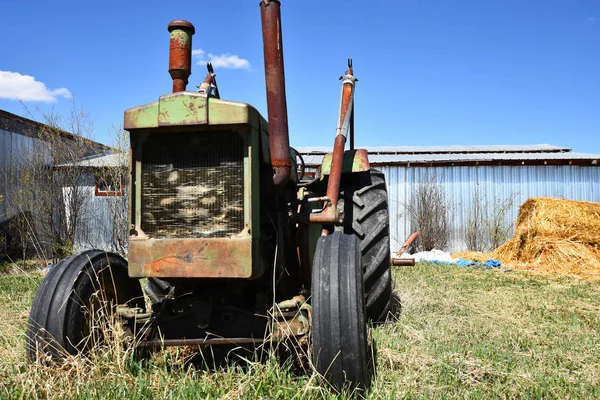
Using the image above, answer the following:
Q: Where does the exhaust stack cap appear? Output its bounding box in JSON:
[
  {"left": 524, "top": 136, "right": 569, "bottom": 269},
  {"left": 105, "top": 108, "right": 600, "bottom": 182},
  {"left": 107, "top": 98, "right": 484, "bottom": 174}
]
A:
[{"left": 168, "top": 20, "right": 195, "bottom": 93}]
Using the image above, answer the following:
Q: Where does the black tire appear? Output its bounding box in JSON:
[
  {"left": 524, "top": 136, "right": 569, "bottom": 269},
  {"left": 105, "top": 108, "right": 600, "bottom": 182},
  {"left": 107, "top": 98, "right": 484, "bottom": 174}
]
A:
[
  {"left": 26, "top": 250, "right": 144, "bottom": 361},
  {"left": 311, "top": 232, "right": 372, "bottom": 391},
  {"left": 350, "top": 169, "right": 392, "bottom": 323}
]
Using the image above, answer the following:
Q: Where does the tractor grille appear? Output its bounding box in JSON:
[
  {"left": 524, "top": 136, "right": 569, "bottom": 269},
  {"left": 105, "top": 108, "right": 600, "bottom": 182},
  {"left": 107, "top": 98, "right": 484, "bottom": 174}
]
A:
[{"left": 140, "top": 131, "right": 245, "bottom": 238}]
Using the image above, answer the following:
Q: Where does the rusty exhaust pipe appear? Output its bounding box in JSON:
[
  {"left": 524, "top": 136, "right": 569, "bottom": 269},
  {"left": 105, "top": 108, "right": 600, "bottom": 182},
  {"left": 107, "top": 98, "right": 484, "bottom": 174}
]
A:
[
  {"left": 318, "top": 59, "right": 357, "bottom": 235},
  {"left": 326, "top": 60, "right": 356, "bottom": 208},
  {"left": 260, "top": 0, "right": 291, "bottom": 187},
  {"left": 168, "top": 20, "right": 195, "bottom": 93}
]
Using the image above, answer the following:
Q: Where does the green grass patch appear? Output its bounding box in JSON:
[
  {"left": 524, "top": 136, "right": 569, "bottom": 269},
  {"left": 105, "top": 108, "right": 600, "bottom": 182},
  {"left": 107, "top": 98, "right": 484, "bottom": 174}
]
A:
[
  {"left": 0, "top": 263, "right": 598, "bottom": 398},
  {"left": 0, "top": 259, "right": 47, "bottom": 275}
]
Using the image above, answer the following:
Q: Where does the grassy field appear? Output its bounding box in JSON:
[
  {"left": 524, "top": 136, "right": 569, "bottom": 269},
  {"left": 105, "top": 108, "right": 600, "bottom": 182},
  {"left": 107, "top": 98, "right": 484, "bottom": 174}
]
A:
[{"left": 1, "top": 263, "right": 599, "bottom": 399}]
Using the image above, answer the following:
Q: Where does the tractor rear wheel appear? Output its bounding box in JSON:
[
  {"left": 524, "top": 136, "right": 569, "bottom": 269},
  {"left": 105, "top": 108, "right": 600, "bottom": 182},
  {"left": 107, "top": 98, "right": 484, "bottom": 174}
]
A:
[
  {"left": 349, "top": 169, "right": 392, "bottom": 323},
  {"left": 26, "top": 250, "right": 144, "bottom": 361},
  {"left": 311, "top": 232, "right": 372, "bottom": 391}
]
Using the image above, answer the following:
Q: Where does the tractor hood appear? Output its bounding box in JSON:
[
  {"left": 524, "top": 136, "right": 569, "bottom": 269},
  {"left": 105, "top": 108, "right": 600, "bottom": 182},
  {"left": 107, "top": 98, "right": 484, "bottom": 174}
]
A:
[{"left": 124, "top": 91, "right": 265, "bottom": 130}]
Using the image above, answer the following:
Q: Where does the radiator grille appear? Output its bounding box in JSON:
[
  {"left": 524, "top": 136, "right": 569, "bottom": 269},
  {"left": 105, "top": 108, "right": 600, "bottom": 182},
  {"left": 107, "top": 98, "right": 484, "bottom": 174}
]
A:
[{"left": 140, "top": 131, "right": 244, "bottom": 238}]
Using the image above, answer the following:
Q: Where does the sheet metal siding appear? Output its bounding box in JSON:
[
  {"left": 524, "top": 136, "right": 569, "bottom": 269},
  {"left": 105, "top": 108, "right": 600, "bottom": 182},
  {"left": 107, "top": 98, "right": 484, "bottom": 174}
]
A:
[
  {"left": 71, "top": 172, "right": 128, "bottom": 253},
  {"left": 0, "top": 128, "right": 51, "bottom": 223},
  {"left": 303, "top": 152, "right": 600, "bottom": 165},
  {"left": 379, "top": 165, "right": 600, "bottom": 253}
]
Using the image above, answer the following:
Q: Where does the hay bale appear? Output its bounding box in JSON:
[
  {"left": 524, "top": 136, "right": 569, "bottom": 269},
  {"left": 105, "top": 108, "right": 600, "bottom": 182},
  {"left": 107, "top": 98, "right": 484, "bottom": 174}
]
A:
[{"left": 493, "top": 197, "right": 600, "bottom": 279}]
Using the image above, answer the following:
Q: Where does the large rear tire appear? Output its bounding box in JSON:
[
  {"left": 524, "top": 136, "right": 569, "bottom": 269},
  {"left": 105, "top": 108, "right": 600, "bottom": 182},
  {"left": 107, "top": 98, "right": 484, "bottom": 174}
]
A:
[
  {"left": 26, "top": 250, "right": 144, "bottom": 361},
  {"left": 311, "top": 232, "right": 372, "bottom": 391},
  {"left": 349, "top": 169, "right": 393, "bottom": 323}
]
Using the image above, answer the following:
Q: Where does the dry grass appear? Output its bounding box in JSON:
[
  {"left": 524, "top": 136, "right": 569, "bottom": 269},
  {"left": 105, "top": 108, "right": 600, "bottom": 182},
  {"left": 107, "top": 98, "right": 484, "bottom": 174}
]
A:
[
  {"left": 1, "top": 263, "right": 600, "bottom": 399},
  {"left": 451, "top": 251, "right": 492, "bottom": 263}
]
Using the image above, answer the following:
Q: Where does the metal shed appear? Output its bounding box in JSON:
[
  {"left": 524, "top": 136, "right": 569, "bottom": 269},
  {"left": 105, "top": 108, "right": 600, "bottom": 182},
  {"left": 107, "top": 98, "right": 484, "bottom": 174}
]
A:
[
  {"left": 53, "top": 152, "right": 128, "bottom": 254},
  {"left": 0, "top": 109, "right": 109, "bottom": 256},
  {"left": 297, "top": 145, "right": 600, "bottom": 253}
]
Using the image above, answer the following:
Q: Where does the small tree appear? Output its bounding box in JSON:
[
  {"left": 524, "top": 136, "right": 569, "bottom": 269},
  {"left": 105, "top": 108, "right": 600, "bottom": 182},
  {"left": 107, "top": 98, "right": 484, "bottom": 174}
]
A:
[
  {"left": 485, "top": 194, "right": 517, "bottom": 250},
  {"left": 466, "top": 184, "right": 486, "bottom": 252},
  {"left": 465, "top": 189, "right": 518, "bottom": 252},
  {"left": 1, "top": 102, "right": 100, "bottom": 261},
  {"left": 405, "top": 169, "right": 452, "bottom": 252}
]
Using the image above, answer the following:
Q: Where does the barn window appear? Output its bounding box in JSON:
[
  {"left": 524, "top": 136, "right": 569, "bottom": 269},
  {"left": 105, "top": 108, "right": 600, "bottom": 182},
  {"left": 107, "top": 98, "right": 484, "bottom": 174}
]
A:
[{"left": 95, "top": 175, "right": 124, "bottom": 196}]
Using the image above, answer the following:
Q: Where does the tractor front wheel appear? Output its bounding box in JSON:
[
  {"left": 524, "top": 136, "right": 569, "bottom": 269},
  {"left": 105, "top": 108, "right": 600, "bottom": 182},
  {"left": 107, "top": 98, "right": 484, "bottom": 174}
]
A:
[
  {"left": 311, "top": 232, "right": 372, "bottom": 391},
  {"left": 27, "top": 250, "right": 144, "bottom": 361}
]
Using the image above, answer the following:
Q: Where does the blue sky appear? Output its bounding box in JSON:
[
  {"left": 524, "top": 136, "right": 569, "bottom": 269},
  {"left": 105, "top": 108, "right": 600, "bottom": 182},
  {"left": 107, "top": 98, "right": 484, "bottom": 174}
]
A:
[{"left": 0, "top": 0, "right": 598, "bottom": 152}]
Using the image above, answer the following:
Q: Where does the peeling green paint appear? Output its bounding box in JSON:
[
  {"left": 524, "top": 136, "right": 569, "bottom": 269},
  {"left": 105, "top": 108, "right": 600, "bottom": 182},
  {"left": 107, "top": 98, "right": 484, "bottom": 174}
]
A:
[
  {"left": 320, "top": 149, "right": 370, "bottom": 177},
  {"left": 158, "top": 93, "right": 208, "bottom": 125},
  {"left": 170, "top": 30, "right": 190, "bottom": 46},
  {"left": 124, "top": 93, "right": 265, "bottom": 130},
  {"left": 124, "top": 102, "right": 159, "bottom": 129}
]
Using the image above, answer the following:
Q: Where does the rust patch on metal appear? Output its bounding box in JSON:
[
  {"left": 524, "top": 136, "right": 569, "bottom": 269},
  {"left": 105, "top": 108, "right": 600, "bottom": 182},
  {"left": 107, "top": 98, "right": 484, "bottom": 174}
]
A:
[
  {"left": 351, "top": 148, "right": 370, "bottom": 171},
  {"left": 260, "top": 0, "right": 291, "bottom": 186},
  {"left": 392, "top": 258, "right": 416, "bottom": 266},
  {"left": 319, "top": 150, "right": 370, "bottom": 177},
  {"left": 168, "top": 20, "right": 195, "bottom": 93},
  {"left": 325, "top": 135, "right": 348, "bottom": 208},
  {"left": 129, "top": 237, "right": 252, "bottom": 278},
  {"left": 272, "top": 295, "right": 311, "bottom": 340}
]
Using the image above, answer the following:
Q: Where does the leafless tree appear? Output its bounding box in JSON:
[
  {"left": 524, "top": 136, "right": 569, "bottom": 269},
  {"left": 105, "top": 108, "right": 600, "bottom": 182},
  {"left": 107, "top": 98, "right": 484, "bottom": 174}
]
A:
[
  {"left": 484, "top": 194, "right": 517, "bottom": 250},
  {"left": 465, "top": 188, "right": 518, "bottom": 252},
  {"left": 405, "top": 169, "right": 452, "bottom": 252},
  {"left": 466, "top": 184, "right": 486, "bottom": 252},
  {"left": 2, "top": 102, "right": 100, "bottom": 261}
]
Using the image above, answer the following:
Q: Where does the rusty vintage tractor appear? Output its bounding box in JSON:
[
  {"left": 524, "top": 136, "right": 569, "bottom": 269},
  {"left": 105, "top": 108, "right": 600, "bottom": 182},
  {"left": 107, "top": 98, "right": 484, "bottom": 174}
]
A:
[{"left": 27, "top": 0, "right": 392, "bottom": 390}]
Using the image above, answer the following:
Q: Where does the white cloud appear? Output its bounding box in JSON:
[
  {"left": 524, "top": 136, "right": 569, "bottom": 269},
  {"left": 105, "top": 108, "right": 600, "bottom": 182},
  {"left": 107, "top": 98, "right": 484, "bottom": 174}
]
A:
[
  {"left": 0, "top": 71, "right": 72, "bottom": 102},
  {"left": 192, "top": 48, "right": 250, "bottom": 70},
  {"left": 589, "top": 17, "right": 598, "bottom": 23}
]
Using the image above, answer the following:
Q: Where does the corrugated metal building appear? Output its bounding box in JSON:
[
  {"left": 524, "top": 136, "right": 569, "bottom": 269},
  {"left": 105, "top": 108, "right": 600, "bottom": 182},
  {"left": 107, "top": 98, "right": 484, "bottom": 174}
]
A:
[
  {"left": 53, "top": 152, "right": 128, "bottom": 253},
  {"left": 0, "top": 109, "right": 109, "bottom": 255},
  {"left": 297, "top": 145, "right": 600, "bottom": 252}
]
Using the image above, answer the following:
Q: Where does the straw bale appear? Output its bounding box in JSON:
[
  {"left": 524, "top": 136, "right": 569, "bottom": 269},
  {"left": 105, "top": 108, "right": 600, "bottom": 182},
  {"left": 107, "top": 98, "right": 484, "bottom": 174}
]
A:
[
  {"left": 493, "top": 197, "right": 600, "bottom": 279},
  {"left": 513, "top": 197, "right": 600, "bottom": 244}
]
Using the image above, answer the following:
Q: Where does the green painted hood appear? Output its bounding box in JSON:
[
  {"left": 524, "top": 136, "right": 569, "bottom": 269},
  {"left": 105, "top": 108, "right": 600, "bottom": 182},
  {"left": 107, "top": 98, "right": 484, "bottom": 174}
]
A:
[{"left": 124, "top": 92, "right": 264, "bottom": 130}]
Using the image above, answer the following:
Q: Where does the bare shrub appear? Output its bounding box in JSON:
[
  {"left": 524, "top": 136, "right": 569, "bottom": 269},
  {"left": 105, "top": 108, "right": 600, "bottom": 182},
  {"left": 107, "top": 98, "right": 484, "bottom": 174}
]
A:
[
  {"left": 465, "top": 189, "right": 518, "bottom": 252},
  {"left": 466, "top": 185, "right": 486, "bottom": 252},
  {"left": 485, "top": 194, "right": 517, "bottom": 250},
  {"left": 405, "top": 170, "right": 452, "bottom": 252},
  {"left": 1, "top": 102, "right": 104, "bottom": 261}
]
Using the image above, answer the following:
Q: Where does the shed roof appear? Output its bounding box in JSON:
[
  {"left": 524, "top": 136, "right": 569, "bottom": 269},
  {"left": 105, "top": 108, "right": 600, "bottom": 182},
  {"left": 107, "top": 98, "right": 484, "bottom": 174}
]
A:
[
  {"left": 297, "top": 145, "right": 600, "bottom": 167},
  {"left": 0, "top": 109, "right": 110, "bottom": 154},
  {"left": 53, "top": 152, "right": 127, "bottom": 169},
  {"left": 56, "top": 144, "right": 600, "bottom": 169},
  {"left": 296, "top": 144, "right": 569, "bottom": 155}
]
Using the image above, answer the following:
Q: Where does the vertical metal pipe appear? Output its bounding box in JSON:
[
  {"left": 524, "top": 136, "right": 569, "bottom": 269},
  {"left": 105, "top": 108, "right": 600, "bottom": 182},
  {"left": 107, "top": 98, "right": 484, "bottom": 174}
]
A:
[
  {"left": 168, "top": 20, "right": 195, "bottom": 93},
  {"left": 260, "top": 0, "right": 291, "bottom": 187},
  {"left": 325, "top": 64, "right": 357, "bottom": 207},
  {"left": 320, "top": 63, "right": 356, "bottom": 236},
  {"left": 350, "top": 102, "right": 355, "bottom": 150}
]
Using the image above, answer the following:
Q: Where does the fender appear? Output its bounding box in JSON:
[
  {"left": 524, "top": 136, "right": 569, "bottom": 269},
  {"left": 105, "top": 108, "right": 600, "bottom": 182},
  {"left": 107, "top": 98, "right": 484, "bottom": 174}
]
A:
[{"left": 319, "top": 148, "right": 370, "bottom": 178}]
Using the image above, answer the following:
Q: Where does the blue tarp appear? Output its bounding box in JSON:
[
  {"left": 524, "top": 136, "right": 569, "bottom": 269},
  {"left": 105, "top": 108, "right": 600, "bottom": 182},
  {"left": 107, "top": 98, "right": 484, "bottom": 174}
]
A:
[{"left": 425, "top": 258, "right": 502, "bottom": 269}]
